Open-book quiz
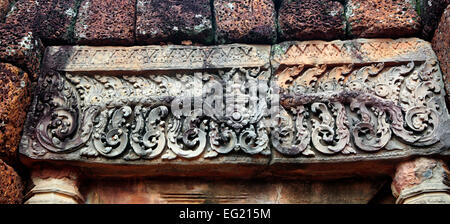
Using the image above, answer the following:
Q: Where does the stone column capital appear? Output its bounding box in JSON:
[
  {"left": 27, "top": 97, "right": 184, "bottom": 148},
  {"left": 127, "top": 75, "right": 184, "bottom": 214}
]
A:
[
  {"left": 24, "top": 164, "right": 84, "bottom": 204},
  {"left": 392, "top": 157, "right": 450, "bottom": 204}
]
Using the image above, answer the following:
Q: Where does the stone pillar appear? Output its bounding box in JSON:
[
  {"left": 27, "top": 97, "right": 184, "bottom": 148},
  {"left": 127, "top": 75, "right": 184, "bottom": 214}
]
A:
[
  {"left": 24, "top": 165, "right": 84, "bottom": 204},
  {"left": 391, "top": 157, "right": 450, "bottom": 204}
]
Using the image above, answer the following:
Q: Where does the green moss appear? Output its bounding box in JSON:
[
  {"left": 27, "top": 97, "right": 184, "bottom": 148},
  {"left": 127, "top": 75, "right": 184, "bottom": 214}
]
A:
[
  {"left": 344, "top": 0, "right": 353, "bottom": 37},
  {"left": 66, "top": 0, "right": 83, "bottom": 44},
  {"left": 413, "top": 0, "right": 422, "bottom": 17},
  {"left": 271, "top": 44, "right": 286, "bottom": 56},
  {"left": 204, "top": 31, "right": 214, "bottom": 44},
  {"left": 7, "top": 0, "right": 17, "bottom": 13},
  {"left": 210, "top": 0, "right": 217, "bottom": 45}
]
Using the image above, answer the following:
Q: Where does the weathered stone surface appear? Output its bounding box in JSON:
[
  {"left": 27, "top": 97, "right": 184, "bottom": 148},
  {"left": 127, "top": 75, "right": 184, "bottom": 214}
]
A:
[
  {"left": 0, "top": 23, "right": 43, "bottom": 80},
  {"left": 36, "top": 0, "right": 81, "bottom": 44},
  {"left": 278, "top": 0, "right": 345, "bottom": 41},
  {"left": 83, "top": 178, "right": 386, "bottom": 204},
  {"left": 417, "top": 0, "right": 450, "bottom": 39},
  {"left": 392, "top": 157, "right": 450, "bottom": 204},
  {"left": 432, "top": 5, "right": 450, "bottom": 103},
  {"left": 0, "top": 159, "right": 24, "bottom": 204},
  {"left": 346, "top": 0, "right": 421, "bottom": 38},
  {"left": 4, "top": 0, "right": 80, "bottom": 44},
  {"left": 2, "top": 0, "right": 43, "bottom": 78},
  {"left": 213, "top": 0, "right": 277, "bottom": 44},
  {"left": 74, "top": 0, "right": 135, "bottom": 45},
  {"left": 271, "top": 38, "right": 449, "bottom": 171},
  {"left": 20, "top": 44, "right": 272, "bottom": 177},
  {"left": 19, "top": 40, "right": 450, "bottom": 179},
  {"left": 25, "top": 165, "right": 83, "bottom": 204},
  {"left": 0, "top": 0, "right": 11, "bottom": 22},
  {"left": 271, "top": 38, "right": 436, "bottom": 66},
  {"left": 4, "top": 0, "right": 39, "bottom": 30},
  {"left": 0, "top": 63, "right": 31, "bottom": 166},
  {"left": 136, "top": 0, "right": 213, "bottom": 45}
]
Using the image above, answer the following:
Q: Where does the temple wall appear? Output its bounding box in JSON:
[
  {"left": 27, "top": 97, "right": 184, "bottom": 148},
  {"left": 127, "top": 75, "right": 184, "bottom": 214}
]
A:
[
  {"left": 80, "top": 178, "right": 391, "bottom": 204},
  {"left": 0, "top": 0, "right": 449, "bottom": 204}
]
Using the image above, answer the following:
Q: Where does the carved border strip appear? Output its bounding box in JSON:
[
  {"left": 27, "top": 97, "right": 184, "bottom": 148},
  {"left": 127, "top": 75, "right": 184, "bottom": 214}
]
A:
[
  {"left": 271, "top": 38, "right": 436, "bottom": 67},
  {"left": 44, "top": 44, "right": 271, "bottom": 71}
]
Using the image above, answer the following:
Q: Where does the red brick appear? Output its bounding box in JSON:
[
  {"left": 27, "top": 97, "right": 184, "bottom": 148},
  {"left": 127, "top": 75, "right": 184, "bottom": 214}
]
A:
[
  {"left": 278, "top": 0, "right": 345, "bottom": 41},
  {"left": 0, "top": 0, "right": 11, "bottom": 21},
  {"left": 0, "top": 63, "right": 31, "bottom": 166},
  {"left": 0, "top": 159, "right": 24, "bottom": 204},
  {"left": 74, "top": 0, "right": 135, "bottom": 45},
  {"left": 346, "top": 0, "right": 421, "bottom": 38},
  {"left": 432, "top": 5, "right": 450, "bottom": 103},
  {"left": 36, "top": 0, "right": 81, "bottom": 44},
  {"left": 214, "top": 0, "right": 277, "bottom": 44},
  {"left": 136, "top": 0, "right": 213, "bottom": 45}
]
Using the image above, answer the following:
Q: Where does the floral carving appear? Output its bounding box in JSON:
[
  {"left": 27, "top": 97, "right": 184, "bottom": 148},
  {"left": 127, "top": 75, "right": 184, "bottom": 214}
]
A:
[
  {"left": 166, "top": 109, "right": 208, "bottom": 159},
  {"left": 271, "top": 106, "right": 313, "bottom": 156},
  {"left": 92, "top": 106, "right": 131, "bottom": 158},
  {"left": 20, "top": 42, "right": 449, "bottom": 164},
  {"left": 130, "top": 105, "right": 168, "bottom": 159},
  {"left": 32, "top": 71, "right": 99, "bottom": 154}
]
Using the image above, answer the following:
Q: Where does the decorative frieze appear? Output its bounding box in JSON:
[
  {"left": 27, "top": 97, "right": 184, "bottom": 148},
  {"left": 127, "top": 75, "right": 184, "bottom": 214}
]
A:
[
  {"left": 19, "top": 39, "right": 450, "bottom": 177},
  {"left": 22, "top": 44, "right": 273, "bottom": 165},
  {"left": 271, "top": 38, "right": 449, "bottom": 165}
]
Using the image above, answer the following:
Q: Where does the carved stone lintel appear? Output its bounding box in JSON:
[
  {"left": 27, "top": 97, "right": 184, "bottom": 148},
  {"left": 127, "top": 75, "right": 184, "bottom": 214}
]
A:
[
  {"left": 24, "top": 165, "right": 83, "bottom": 204},
  {"left": 18, "top": 39, "right": 450, "bottom": 177},
  {"left": 391, "top": 157, "right": 450, "bottom": 204}
]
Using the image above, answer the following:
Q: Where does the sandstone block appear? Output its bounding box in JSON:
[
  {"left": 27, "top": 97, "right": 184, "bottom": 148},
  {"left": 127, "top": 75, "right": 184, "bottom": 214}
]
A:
[
  {"left": 36, "top": 0, "right": 80, "bottom": 44},
  {"left": 20, "top": 44, "right": 272, "bottom": 178},
  {"left": 2, "top": 1, "right": 43, "bottom": 76},
  {"left": 74, "top": 0, "right": 135, "bottom": 45},
  {"left": 0, "top": 23, "right": 43, "bottom": 80},
  {"left": 84, "top": 178, "right": 386, "bottom": 204},
  {"left": 270, "top": 39, "right": 449, "bottom": 176},
  {"left": 392, "top": 158, "right": 450, "bottom": 204},
  {"left": 213, "top": 0, "right": 277, "bottom": 44},
  {"left": 25, "top": 165, "right": 83, "bottom": 204},
  {"left": 432, "top": 5, "right": 450, "bottom": 102},
  {"left": 0, "top": 63, "right": 31, "bottom": 166},
  {"left": 346, "top": 0, "right": 421, "bottom": 38},
  {"left": 278, "top": 0, "right": 345, "bottom": 41},
  {"left": 136, "top": 0, "right": 213, "bottom": 45},
  {"left": 0, "top": 159, "right": 24, "bottom": 204}
]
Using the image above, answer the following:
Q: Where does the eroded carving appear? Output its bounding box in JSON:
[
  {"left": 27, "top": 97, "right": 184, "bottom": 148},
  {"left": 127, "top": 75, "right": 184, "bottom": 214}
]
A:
[
  {"left": 20, "top": 40, "right": 449, "bottom": 166},
  {"left": 23, "top": 66, "right": 272, "bottom": 160},
  {"left": 29, "top": 71, "right": 99, "bottom": 155},
  {"left": 276, "top": 59, "right": 447, "bottom": 156}
]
